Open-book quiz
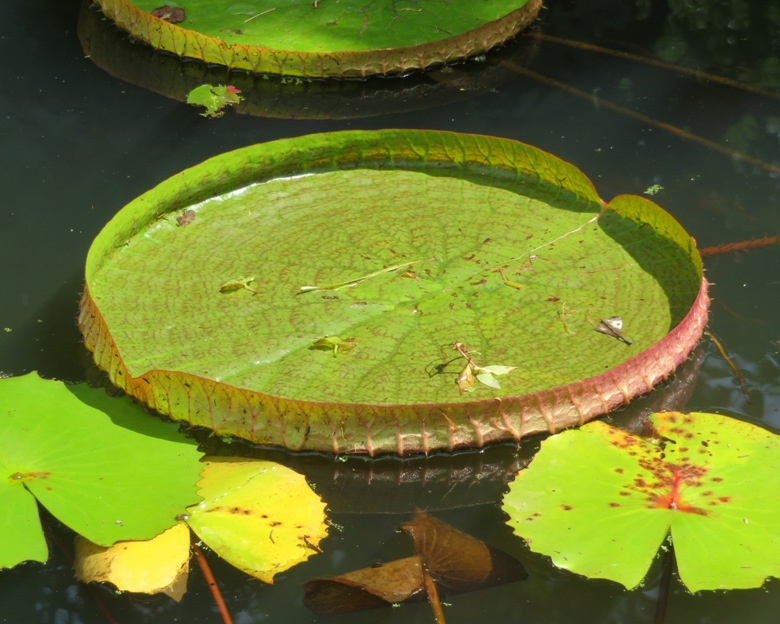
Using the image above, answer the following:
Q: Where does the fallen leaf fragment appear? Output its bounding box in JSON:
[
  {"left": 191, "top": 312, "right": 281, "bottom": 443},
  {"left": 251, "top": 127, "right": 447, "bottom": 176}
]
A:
[
  {"left": 304, "top": 512, "right": 526, "bottom": 615},
  {"left": 74, "top": 524, "right": 190, "bottom": 601},
  {"left": 402, "top": 512, "right": 527, "bottom": 592},
  {"left": 594, "top": 316, "right": 632, "bottom": 345},
  {"left": 150, "top": 6, "right": 185, "bottom": 23},
  {"left": 304, "top": 556, "right": 425, "bottom": 615},
  {"left": 311, "top": 335, "right": 357, "bottom": 356}
]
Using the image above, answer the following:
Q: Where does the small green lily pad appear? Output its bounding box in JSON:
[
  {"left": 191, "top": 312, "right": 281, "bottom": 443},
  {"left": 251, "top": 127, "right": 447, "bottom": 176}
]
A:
[
  {"left": 0, "top": 373, "right": 203, "bottom": 569},
  {"left": 502, "top": 412, "right": 780, "bottom": 591}
]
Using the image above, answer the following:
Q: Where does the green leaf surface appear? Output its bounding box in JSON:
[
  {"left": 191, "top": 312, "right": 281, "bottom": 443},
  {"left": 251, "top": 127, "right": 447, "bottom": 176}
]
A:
[
  {"left": 80, "top": 129, "right": 708, "bottom": 454},
  {"left": 186, "top": 458, "right": 328, "bottom": 583},
  {"left": 0, "top": 475, "right": 47, "bottom": 568},
  {"left": 186, "top": 84, "right": 242, "bottom": 118},
  {"left": 502, "top": 412, "right": 780, "bottom": 591},
  {"left": 0, "top": 373, "right": 203, "bottom": 567},
  {"left": 94, "top": 0, "right": 542, "bottom": 77}
]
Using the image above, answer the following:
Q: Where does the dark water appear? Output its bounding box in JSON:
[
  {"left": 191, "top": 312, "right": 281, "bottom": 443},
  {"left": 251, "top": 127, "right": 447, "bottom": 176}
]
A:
[{"left": 1, "top": 0, "right": 779, "bottom": 622}]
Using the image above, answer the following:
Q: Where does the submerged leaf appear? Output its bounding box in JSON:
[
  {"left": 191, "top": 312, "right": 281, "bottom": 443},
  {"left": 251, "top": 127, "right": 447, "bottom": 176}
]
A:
[
  {"left": 186, "top": 458, "right": 327, "bottom": 584},
  {"left": 74, "top": 524, "right": 190, "bottom": 601},
  {"left": 401, "top": 512, "right": 527, "bottom": 592},
  {"left": 304, "top": 556, "right": 425, "bottom": 615},
  {"left": 304, "top": 512, "right": 525, "bottom": 615},
  {"left": 503, "top": 412, "right": 780, "bottom": 591}
]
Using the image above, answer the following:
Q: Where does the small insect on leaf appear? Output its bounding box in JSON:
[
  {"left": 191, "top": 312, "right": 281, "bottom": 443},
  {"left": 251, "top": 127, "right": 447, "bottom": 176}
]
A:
[
  {"left": 175, "top": 209, "right": 196, "bottom": 227},
  {"left": 311, "top": 336, "right": 357, "bottom": 357},
  {"left": 594, "top": 316, "right": 632, "bottom": 345},
  {"left": 219, "top": 277, "right": 258, "bottom": 295}
]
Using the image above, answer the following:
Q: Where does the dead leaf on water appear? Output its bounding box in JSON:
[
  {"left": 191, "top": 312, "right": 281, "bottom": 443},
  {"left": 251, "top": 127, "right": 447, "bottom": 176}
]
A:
[
  {"left": 402, "top": 512, "right": 527, "bottom": 592},
  {"left": 304, "top": 556, "right": 426, "bottom": 615},
  {"left": 304, "top": 512, "right": 526, "bottom": 616}
]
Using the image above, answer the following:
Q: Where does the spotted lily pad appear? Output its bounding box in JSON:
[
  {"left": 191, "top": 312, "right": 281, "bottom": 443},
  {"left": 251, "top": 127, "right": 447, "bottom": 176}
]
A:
[
  {"left": 0, "top": 373, "right": 202, "bottom": 569},
  {"left": 92, "top": 0, "right": 542, "bottom": 78},
  {"left": 79, "top": 129, "right": 708, "bottom": 455},
  {"left": 186, "top": 458, "right": 328, "bottom": 583},
  {"left": 502, "top": 412, "right": 780, "bottom": 591}
]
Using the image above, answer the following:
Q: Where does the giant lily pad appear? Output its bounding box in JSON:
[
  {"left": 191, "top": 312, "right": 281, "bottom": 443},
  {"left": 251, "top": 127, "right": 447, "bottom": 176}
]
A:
[
  {"left": 92, "top": 0, "right": 542, "bottom": 78},
  {"left": 0, "top": 373, "right": 202, "bottom": 569},
  {"left": 78, "top": 129, "right": 709, "bottom": 455},
  {"left": 502, "top": 412, "right": 780, "bottom": 591}
]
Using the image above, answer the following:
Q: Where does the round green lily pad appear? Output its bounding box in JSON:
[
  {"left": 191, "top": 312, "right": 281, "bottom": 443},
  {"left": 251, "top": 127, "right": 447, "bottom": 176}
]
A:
[
  {"left": 79, "top": 129, "right": 709, "bottom": 455},
  {"left": 0, "top": 372, "right": 203, "bottom": 569},
  {"left": 92, "top": 0, "right": 543, "bottom": 78}
]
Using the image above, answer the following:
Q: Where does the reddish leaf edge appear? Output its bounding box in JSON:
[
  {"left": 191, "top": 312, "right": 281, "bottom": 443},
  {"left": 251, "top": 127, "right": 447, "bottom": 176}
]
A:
[
  {"left": 78, "top": 277, "right": 709, "bottom": 456},
  {"left": 92, "top": 0, "right": 543, "bottom": 79}
]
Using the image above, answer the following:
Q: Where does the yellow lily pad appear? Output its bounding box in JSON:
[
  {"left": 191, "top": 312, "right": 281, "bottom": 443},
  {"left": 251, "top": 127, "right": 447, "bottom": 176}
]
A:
[
  {"left": 186, "top": 458, "right": 328, "bottom": 583},
  {"left": 73, "top": 524, "right": 190, "bottom": 601}
]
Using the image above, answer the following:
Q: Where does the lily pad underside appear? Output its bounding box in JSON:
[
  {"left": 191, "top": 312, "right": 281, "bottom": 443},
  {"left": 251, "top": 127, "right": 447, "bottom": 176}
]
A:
[
  {"left": 93, "top": 0, "right": 543, "bottom": 78},
  {"left": 79, "top": 129, "right": 709, "bottom": 455}
]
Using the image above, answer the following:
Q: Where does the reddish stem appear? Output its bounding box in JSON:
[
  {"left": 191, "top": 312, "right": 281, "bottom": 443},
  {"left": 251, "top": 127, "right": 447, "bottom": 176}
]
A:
[{"left": 193, "top": 543, "right": 233, "bottom": 624}]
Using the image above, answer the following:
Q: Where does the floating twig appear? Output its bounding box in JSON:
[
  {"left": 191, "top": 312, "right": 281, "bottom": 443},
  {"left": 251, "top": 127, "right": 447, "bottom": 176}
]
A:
[
  {"left": 704, "top": 329, "right": 751, "bottom": 403},
  {"left": 699, "top": 235, "right": 780, "bottom": 257}
]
